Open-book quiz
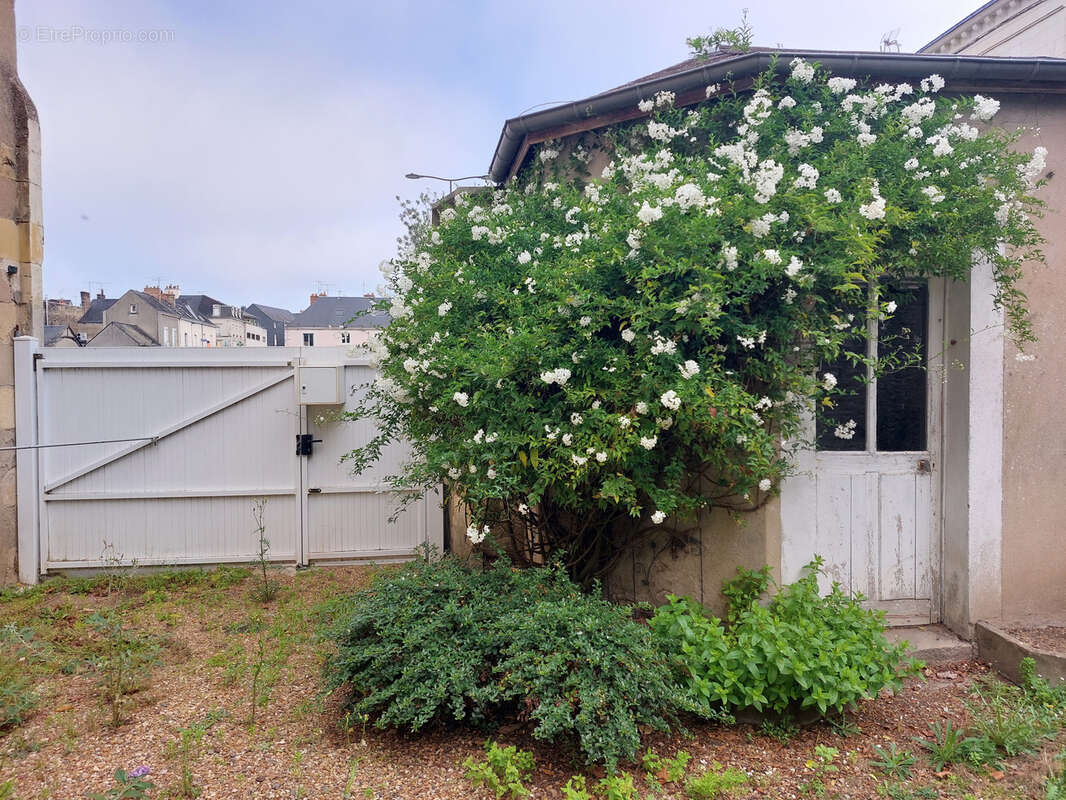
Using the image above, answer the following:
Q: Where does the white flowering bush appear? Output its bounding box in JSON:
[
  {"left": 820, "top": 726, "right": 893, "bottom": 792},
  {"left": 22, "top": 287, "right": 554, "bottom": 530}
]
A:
[{"left": 350, "top": 57, "right": 1045, "bottom": 583}]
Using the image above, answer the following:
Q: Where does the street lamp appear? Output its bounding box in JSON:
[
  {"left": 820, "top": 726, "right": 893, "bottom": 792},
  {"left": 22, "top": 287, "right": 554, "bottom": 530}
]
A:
[{"left": 405, "top": 173, "right": 491, "bottom": 193}]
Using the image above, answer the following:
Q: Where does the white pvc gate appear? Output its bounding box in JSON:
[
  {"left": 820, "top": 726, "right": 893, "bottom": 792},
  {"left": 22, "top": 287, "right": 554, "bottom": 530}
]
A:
[{"left": 14, "top": 338, "right": 442, "bottom": 583}]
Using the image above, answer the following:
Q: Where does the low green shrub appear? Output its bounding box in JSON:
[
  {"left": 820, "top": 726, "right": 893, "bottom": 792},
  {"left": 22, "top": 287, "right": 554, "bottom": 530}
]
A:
[
  {"left": 649, "top": 557, "right": 920, "bottom": 718},
  {"left": 323, "top": 552, "right": 683, "bottom": 770},
  {"left": 462, "top": 741, "right": 535, "bottom": 799}
]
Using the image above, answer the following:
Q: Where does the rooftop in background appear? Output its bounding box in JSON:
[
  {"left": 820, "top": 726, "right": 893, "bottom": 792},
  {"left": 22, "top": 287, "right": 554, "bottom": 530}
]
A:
[
  {"left": 245, "top": 303, "right": 295, "bottom": 323},
  {"left": 290, "top": 296, "right": 389, "bottom": 329},
  {"left": 77, "top": 296, "right": 117, "bottom": 325}
]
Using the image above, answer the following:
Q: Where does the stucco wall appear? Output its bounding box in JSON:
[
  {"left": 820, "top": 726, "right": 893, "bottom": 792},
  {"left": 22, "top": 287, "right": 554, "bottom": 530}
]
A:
[
  {"left": 996, "top": 93, "right": 1066, "bottom": 621},
  {"left": 284, "top": 327, "right": 377, "bottom": 347},
  {"left": 924, "top": 0, "right": 1066, "bottom": 57}
]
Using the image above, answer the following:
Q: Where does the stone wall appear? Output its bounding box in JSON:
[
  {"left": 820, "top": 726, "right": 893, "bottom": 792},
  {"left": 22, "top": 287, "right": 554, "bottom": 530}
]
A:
[{"left": 0, "top": 0, "right": 43, "bottom": 583}]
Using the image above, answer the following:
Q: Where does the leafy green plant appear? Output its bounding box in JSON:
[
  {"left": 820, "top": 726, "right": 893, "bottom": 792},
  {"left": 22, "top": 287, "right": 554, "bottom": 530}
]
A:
[
  {"left": 561, "top": 775, "right": 591, "bottom": 800},
  {"left": 462, "top": 741, "right": 534, "bottom": 799},
  {"left": 870, "top": 744, "right": 916, "bottom": 779},
  {"left": 758, "top": 717, "right": 799, "bottom": 742},
  {"left": 596, "top": 772, "right": 639, "bottom": 800},
  {"left": 643, "top": 748, "right": 691, "bottom": 783},
  {"left": 966, "top": 676, "right": 1047, "bottom": 758},
  {"left": 650, "top": 558, "right": 919, "bottom": 719},
  {"left": 684, "top": 764, "right": 748, "bottom": 799},
  {"left": 324, "top": 552, "right": 685, "bottom": 770},
  {"left": 249, "top": 499, "right": 279, "bottom": 604},
  {"left": 87, "top": 767, "right": 155, "bottom": 799},
  {"left": 86, "top": 612, "right": 161, "bottom": 727},
  {"left": 1047, "top": 750, "right": 1066, "bottom": 800},
  {"left": 0, "top": 778, "right": 14, "bottom": 800}
]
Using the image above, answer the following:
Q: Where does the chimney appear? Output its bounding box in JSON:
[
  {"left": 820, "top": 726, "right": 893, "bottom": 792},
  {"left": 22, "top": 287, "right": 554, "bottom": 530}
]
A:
[
  {"left": 143, "top": 285, "right": 163, "bottom": 301},
  {"left": 363, "top": 292, "right": 375, "bottom": 299},
  {"left": 164, "top": 284, "right": 181, "bottom": 301},
  {"left": 80, "top": 290, "right": 90, "bottom": 308},
  {"left": 309, "top": 292, "right": 325, "bottom": 305},
  {"left": 96, "top": 289, "right": 105, "bottom": 300}
]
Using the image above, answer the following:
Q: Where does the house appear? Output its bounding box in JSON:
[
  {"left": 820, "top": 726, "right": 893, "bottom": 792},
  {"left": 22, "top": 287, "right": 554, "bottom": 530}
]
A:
[
  {"left": 85, "top": 321, "right": 159, "bottom": 347},
  {"left": 100, "top": 286, "right": 218, "bottom": 347},
  {"left": 42, "top": 324, "right": 82, "bottom": 348},
  {"left": 283, "top": 294, "right": 389, "bottom": 347},
  {"left": 74, "top": 291, "right": 117, "bottom": 341},
  {"left": 180, "top": 294, "right": 267, "bottom": 347},
  {"left": 480, "top": 29, "right": 1066, "bottom": 637},
  {"left": 244, "top": 303, "right": 295, "bottom": 346}
]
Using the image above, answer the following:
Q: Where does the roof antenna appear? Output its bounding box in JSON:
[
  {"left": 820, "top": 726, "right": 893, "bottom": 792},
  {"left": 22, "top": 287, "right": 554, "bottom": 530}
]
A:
[{"left": 880, "top": 27, "right": 902, "bottom": 53}]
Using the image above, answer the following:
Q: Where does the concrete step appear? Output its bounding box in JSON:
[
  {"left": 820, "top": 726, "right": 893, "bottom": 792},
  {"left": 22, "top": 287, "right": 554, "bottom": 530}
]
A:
[{"left": 885, "top": 624, "right": 974, "bottom": 664}]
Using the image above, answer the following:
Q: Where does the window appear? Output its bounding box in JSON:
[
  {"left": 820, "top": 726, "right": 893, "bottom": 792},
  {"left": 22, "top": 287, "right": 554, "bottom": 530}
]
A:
[
  {"left": 303, "top": 332, "right": 314, "bottom": 346},
  {"left": 340, "top": 332, "right": 351, "bottom": 344},
  {"left": 816, "top": 283, "right": 928, "bottom": 452},
  {"left": 184, "top": 332, "right": 189, "bottom": 346},
  {"left": 163, "top": 327, "right": 169, "bottom": 347},
  {"left": 129, "top": 303, "right": 137, "bottom": 314},
  {"left": 172, "top": 328, "right": 177, "bottom": 347}
]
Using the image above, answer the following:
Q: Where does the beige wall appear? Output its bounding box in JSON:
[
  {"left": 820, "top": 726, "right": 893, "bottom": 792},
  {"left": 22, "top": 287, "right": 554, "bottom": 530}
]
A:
[
  {"left": 0, "top": 0, "right": 42, "bottom": 583},
  {"left": 284, "top": 327, "right": 377, "bottom": 347},
  {"left": 995, "top": 93, "right": 1066, "bottom": 621},
  {"left": 923, "top": 0, "right": 1066, "bottom": 57}
]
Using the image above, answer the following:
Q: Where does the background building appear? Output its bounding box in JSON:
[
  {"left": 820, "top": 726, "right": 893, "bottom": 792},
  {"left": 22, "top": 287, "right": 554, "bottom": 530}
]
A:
[{"left": 283, "top": 294, "right": 388, "bottom": 347}]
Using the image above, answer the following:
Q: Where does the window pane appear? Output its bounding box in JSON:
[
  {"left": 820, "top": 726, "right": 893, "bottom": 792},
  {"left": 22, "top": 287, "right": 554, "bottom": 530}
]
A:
[
  {"left": 816, "top": 338, "right": 867, "bottom": 451},
  {"left": 876, "top": 284, "right": 927, "bottom": 451}
]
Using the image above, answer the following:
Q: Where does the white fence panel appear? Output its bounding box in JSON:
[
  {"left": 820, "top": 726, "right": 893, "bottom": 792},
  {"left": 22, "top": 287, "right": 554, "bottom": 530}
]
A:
[{"left": 16, "top": 342, "right": 441, "bottom": 580}]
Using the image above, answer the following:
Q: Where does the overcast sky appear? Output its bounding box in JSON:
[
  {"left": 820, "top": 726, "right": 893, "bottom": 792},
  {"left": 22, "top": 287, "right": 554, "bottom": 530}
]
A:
[{"left": 18, "top": 0, "right": 979, "bottom": 311}]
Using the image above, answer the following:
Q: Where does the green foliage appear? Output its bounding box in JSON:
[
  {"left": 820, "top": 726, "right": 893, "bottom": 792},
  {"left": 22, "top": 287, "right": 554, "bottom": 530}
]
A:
[
  {"left": 87, "top": 768, "right": 155, "bottom": 800},
  {"left": 684, "top": 764, "right": 748, "bottom": 799},
  {"left": 86, "top": 612, "right": 161, "bottom": 727},
  {"left": 1047, "top": 750, "right": 1066, "bottom": 800},
  {"left": 355, "top": 56, "right": 1045, "bottom": 583},
  {"left": 596, "top": 772, "right": 639, "bottom": 800},
  {"left": 0, "top": 778, "right": 14, "bottom": 800},
  {"left": 165, "top": 709, "right": 226, "bottom": 797},
  {"left": 870, "top": 743, "right": 916, "bottom": 779},
  {"left": 686, "top": 9, "right": 754, "bottom": 58},
  {"left": 800, "top": 744, "right": 839, "bottom": 796},
  {"left": 323, "top": 552, "right": 683, "bottom": 770},
  {"left": 649, "top": 558, "right": 919, "bottom": 717},
  {"left": 0, "top": 625, "right": 39, "bottom": 729},
  {"left": 964, "top": 665, "right": 1063, "bottom": 760},
  {"left": 915, "top": 720, "right": 990, "bottom": 771},
  {"left": 462, "top": 741, "right": 535, "bottom": 799},
  {"left": 643, "top": 748, "right": 691, "bottom": 783},
  {"left": 562, "top": 775, "right": 591, "bottom": 800}
]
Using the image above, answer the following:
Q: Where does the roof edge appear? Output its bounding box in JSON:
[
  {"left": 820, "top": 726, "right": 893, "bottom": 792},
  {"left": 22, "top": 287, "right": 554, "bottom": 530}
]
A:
[{"left": 488, "top": 49, "right": 1066, "bottom": 183}]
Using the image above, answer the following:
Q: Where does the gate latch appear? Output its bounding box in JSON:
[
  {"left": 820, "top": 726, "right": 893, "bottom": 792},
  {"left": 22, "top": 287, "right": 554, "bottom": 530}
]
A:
[{"left": 296, "top": 433, "right": 322, "bottom": 457}]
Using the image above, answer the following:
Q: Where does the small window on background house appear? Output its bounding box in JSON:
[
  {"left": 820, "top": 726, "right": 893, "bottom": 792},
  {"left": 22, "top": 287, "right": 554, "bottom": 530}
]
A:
[
  {"left": 163, "top": 327, "right": 169, "bottom": 346},
  {"left": 184, "top": 332, "right": 189, "bottom": 346},
  {"left": 303, "top": 332, "right": 314, "bottom": 346},
  {"left": 129, "top": 303, "right": 137, "bottom": 314},
  {"left": 341, "top": 332, "right": 351, "bottom": 344}
]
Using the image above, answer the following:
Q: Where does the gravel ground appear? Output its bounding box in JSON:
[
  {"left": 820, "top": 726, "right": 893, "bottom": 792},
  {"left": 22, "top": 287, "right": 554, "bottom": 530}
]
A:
[
  {"left": 1008, "top": 625, "right": 1066, "bottom": 655},
  {"left": 1, "top": 566, "right": 1062, "bottom": 799}
]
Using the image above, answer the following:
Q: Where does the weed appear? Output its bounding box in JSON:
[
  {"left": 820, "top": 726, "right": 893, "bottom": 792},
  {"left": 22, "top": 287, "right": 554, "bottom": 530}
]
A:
[
  {"left": 915, "top": 720, "right": 991, "bottom": 771},
  {"left": 249, "top": 636, "right": 267, "bottom": 725},
  {"left": 596, "top": 772, "right": 639, "bottom": 800},
  {"left": 684, "top": 763, "right": 748, "bottom": 799},
  {"left": 165, "top": 709, "right": 226, "bottom": 797},
  {"left": 643, "top": 748, "right": 691, "bottom": 783},
  {"left": 462, "top": 740, "right": 535, "bottom": 799},
  {"left": 0, "top": 779, "right": 12, "bottom": 800},
  {"left": 86, "top": 611, "right": 160, "bottom": 727},
  {"left": 562, "top": 775, "right": 591, "bottom": 800},
  {"left": 967, "top": 677, "right": 1045, "bottom": 757},
  {"left": 827, "top": 711, "right": 861, "bottom": 738},
  {"left": 870, "top": 743, "right": 916, "bottom": 779},
  {"left": 875, "top": 781, "right": 938, "bottom": 800},
  {"left": 249, "top": 499, "right": 280, "bottom": 604},
  {"left": 800, "top": 744, "right": 839, "bottom": 796},
  {"left": 758, "top": 716, "right": 799, "bottom": 742},
  {"left": 0, "top": 625, "right": 40, "bottom": 729},
  {"left": 342, "top": 756, "right": 363, "bottom": 799},
  {"left": 87, "top": 767, "right": 155, "bottom": 799}
]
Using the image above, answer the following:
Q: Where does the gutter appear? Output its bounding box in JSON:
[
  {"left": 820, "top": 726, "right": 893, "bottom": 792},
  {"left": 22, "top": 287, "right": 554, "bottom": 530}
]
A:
[{"left": 488, "top": 49, "right": 1066, "bottom": 183}]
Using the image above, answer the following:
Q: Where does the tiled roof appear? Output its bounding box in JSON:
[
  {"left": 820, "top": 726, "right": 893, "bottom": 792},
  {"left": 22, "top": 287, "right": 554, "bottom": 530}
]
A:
[
  {"left": 290, "top": 296, "right": 389, "bottom": 329},
  {"left": 77, "top": 297, "right": 117, "bottom": 324}
]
